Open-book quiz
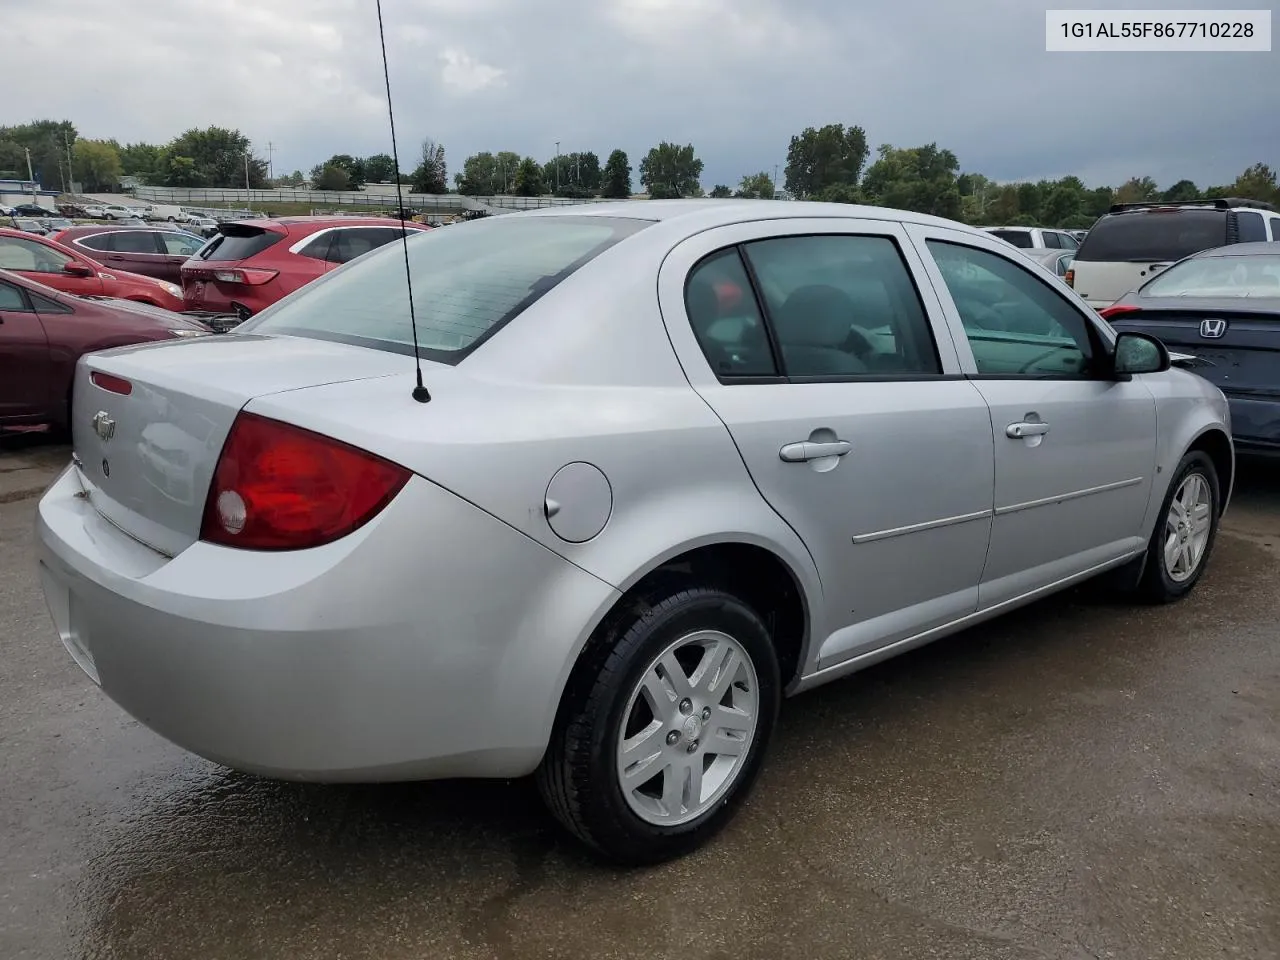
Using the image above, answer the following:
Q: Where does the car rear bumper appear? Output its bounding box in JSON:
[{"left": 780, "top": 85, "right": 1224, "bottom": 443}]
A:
[
  {"left": 1226, "top": 395, "right": 1280, "bottom": 451},
  {"left": 36, "top": 466, "right": 618, "bottom": 782}
]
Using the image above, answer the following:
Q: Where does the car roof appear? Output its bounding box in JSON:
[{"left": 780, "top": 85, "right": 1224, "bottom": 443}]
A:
[
  {"left": 512, "top": 198, "right": 980, "bottom": 233},
  {"left": 1187, "top": 240, "right": 1280, "bottom": 259}
]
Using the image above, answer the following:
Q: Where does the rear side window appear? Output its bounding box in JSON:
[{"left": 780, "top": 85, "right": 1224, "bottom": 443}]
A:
[
  {"left": 0, "top": 281, "right": 28, "bottom": 310},
  {"left": 990, "top": 230, "right": 1034, "bottom": 249},
  {"left": 76, "top": 234, "right": 113, "bottom": 252},
  {"left": 29, "top": 290, "right": 72, "bottom": 313},
  {"left": 243, "top": 216, "right": 649, "bottom": 363},
  {"left": 196, "top": 227, "right": 283, "bottom": 262},
  {"left": 1077, "top": 210, "right": 1227, "bottom": 262},
  {"left": 1042, "top": 232, "right": 1061, "bottom": 249},
  {"left": 743, "top": 234, "right": 941, "bottom": 378},
  {"left": 327, "top": 227, "right": 410, "bottom": 264},
  {"left": 1236, "top": 211, "right": 1268, "bottom": 243},
  {"left": 685, "top": 249, "right": 776, "bottom": 377},
  {"left": 109, "top": 231, "right": 161, "bottom": 254}
]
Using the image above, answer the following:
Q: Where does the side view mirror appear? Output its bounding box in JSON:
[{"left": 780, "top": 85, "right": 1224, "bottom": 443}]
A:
[
  {"left": 1112, "top": 331, "right": 1171, "bottom": 378},
  {"left": 63, "top": 262, "right": 95, "bottom": 278}
]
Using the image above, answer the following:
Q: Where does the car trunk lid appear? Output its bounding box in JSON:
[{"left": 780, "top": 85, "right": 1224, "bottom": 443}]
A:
[{"left": 71, "top": 334, "right": 411, "bottom": 558}]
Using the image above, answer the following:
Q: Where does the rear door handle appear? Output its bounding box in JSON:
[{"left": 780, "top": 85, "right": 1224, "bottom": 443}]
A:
[
  {"left": 1006, "top": 421, "right": 1050, "bottom": 439},
  {"left": 779, "top": 440, "right": 852, "bottom": 462}
]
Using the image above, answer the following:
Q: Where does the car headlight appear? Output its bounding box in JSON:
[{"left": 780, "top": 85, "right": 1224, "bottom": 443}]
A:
[
  {"left": 171, "top": 329, "right": 212, "bottom": 338},
  {"left": 158, "top": 281, "right": 183, "bottom": 298}
]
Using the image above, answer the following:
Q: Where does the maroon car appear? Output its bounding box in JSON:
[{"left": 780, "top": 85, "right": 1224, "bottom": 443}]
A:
[
  {"left": 48, "top": 225, "right": 207, "bottom": 282},
  {"left": 0, "top": 269, "right": 212, "bottom": 433}
]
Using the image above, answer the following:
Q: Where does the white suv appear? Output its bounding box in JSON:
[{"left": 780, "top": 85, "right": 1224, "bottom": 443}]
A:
[
  {"left": 1070, "top": 198, "right": 1280, "bottom": 308},
  {"left": 982, "top": 226, "right": 1080, "bottom": 251}
]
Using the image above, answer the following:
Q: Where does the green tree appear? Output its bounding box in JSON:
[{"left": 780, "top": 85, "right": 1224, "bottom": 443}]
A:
[
  {"left": 1114, "top": 176, "right": 1159, "bottom": 204},
  {"left": 709, "top": 184, "right": 733, "bottom": 198},
  {"left": 783, "top": 123, "right": 868, "bottom": 199},
  {"left": 115, "top": 141, "right": 163, "bottom": 182},
  {"left": 514, "top": 156, "right": 544, "bottom": 196},
  {"left": 1041, "top": 183, "right": 1084, "bottom": 225},
  {"left": 363, "top": 153, "right": 398, "bottom": 183},
  {"left": 72, "top": 139, "right": 122, "bottom": 191},
  {"left": 162, "top": 154, "right": 200, "bottom": 187},
  {"left": 275, "top": 170, "right": 306, "bottom": 187},
  {"left": 861, "top": 143, "right": 962, "bottom": 219},
  {"left": 455, "top": 152, "right": 498, "bottom": 194},
  {"left": 164, "top": 126, "right": 267, "bottom": 188},
  {"left": 639, "top": 142, "right": 703, "bottom": 199},
  {"left": 1083, "top": 185, "right": 1116, "bottom": 217},
  {"left": 1230, "top": 163, "right": 1278, "bottom": 204},
  {"left": 601, "top": 149, "right": 632, "bottom": 198},
  {"left": 411, "top": 138, "right": 447, "bottom": 194},
  {"left": 814, "top": 183, "right": 861, "bottom": 204},
  {"left": 313, "top": 164, "right": 352, "bottom": 191},
  {"left": 1161, "top": 179, "right": 1200, "bottom": 202},
  {"left": 735, "top": 171, "right": 775, "bottom": 199},
  {"left": 0, "top": 119, "right": 78, "bottom": 189}
]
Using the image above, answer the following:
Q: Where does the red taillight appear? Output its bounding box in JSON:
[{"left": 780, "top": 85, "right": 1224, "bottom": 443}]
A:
[
  {"left": 199, "top": 413, "right": 411, "bottom": 551},
  {"left": 212, "top": 268, "right": 278, "bottom": 285},
  {"left": 90, "top": 371, "right": 132, "bottom": 396},
  {"left": 1098, "top": 305, "right": 1142, "bottom": 320},
  {"left": 1063, "top": 268, "right": 1074, "bottom": 288}
]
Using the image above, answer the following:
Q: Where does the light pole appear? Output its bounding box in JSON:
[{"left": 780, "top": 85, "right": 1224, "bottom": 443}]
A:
[
  {"left": 24, "top": 148, "right": 37, "bottom": 201},
  {"left": 555, "top": 141, "right": 560, "bottom": 195},
  {"left": 244, "top": 151, "right": 252, "bottom": 210}
]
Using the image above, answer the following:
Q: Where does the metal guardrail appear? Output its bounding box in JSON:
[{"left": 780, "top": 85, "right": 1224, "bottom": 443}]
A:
[{"left": 128, "top": 185, "right": 612, "bottom": 214}]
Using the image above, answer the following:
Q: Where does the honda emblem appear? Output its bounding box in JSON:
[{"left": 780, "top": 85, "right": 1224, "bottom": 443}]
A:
[{"left": 1199, "top": 318, "right": 1227, "bottom": 339}]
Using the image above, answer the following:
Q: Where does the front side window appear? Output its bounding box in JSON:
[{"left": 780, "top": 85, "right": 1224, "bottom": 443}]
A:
[
  {"left": 0, "top": 236, "right": 71, "bottom": 273},
  {"left": 742, "top": 234, "right": 941, "bottom": 378},
  {"left": 244, "top": 216, "right": 650, "bottom": 362},
  {"left": 1141, "top": 253, "right": 1280, "bottom": 298},
  {"left": 927, "top": 240, "right": 1095, "bottom": 377}
]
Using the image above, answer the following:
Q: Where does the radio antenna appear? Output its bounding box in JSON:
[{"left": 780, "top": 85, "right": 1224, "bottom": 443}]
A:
[{"left": 376, "top": 0, "right": 430, "bottom": 403}]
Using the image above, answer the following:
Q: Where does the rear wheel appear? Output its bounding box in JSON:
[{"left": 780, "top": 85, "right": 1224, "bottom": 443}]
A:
[
  {"left": 1138, "top": 450, "right": 1220, "bottom": 603},
  {"left": 537, "top": 586, "right": 780, "bottom": 864}
]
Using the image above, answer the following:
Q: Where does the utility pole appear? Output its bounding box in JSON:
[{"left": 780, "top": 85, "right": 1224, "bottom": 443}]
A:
[
  {"left": 555, "top": 141, "right": 560, "bottom": 194},
  {"left": 25, "top": 148, "right": 37, "bottom": 201},
  {"left": 65, "top": 132, "right": 75, "bottom": 193},
  {"left": 245, "top": 151, "right": 252, "bottom": 210},
  {"left": 266, "top": 141, "right": 277, "bottom": 184}
]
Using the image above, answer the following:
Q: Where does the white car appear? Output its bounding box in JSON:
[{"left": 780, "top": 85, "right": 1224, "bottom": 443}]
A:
[
  {"left": 983, "top": 226, "right": 1080, "bottom": 251},
  {"left": 100, "top": 205, "right": 138, "bottom": 220}
]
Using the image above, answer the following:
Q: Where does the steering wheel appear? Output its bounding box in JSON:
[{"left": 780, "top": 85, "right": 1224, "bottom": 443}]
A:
[{"left": 841, "top": 325, "right": 876, "bottom": 357}]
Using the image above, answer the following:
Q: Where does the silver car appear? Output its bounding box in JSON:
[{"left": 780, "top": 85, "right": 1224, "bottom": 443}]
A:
[{"left": 36, "top": 200, "right": 1232, "bottom": 864}]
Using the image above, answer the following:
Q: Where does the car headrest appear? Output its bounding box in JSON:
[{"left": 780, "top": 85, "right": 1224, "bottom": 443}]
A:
[{"left": 775, "top": 284, "right": 856, "bottom": 347}]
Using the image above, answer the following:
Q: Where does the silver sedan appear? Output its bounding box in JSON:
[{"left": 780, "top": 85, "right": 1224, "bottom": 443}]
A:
[{"left": 36, "top": 200, "right": 1232, "bottom": 864}]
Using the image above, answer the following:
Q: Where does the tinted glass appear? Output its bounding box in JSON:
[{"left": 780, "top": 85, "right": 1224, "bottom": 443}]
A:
[
  {"left": 1077, "top": 210, "right": 1227, "bottom": 262},
  {"left": 1236, "top": 211, "right": 1268, "bottom": 243},
  {"left": 244, "top": 216, "right": 649, "bottom": 362},
  {"left": 743, "top": 234, "right": 941, "bottom": 378},
  {"left": 1057, "top": 232, "right": 1079, "bottom": 250},
  {"left": 1270, "top": 217, "right": 1280, "bottom": 240},
  {"left": 990, "top": 229, "right": 1034, "bottom": 248},
  {"left": 29, "top": 290, "right": 72, "bottom": 313},
  {"left": 685, "top": 248, "right": 776, "bottom": 377},
  {"left": 0, "top": 236, "right": 71, "bottom": 273},
  {"left": 1042, "top": 232, "right": 1062, "bottom": 248},
  {"left": 327, "top": 227, "right": 408, "bottom": 264},
  {"left": 0, "top": 281, "right": 28, "bottom": 310},
  {"left": 927, "top": 240, "right": 1094, "bottom": 377},
  {"left": 1057, "top": 254, "right": 1074, "bottom": 276},
  {"left": 196, "top": 228, "right": 284, "bottom": 262},
  {"left": 159, "top": 232, "right": 205, "bottom": 256},
  {"left": 110, "top": 230, "right": 160, "bottom": 254},
  {"left": 1142, "top": 253, "right": 1280, "bottom": 298},
  {"left": 77, "top": 234, "right": 114, "bottom": 251},
  {"left": 296, "top": 233, "right": 334, "bottom": 262}
]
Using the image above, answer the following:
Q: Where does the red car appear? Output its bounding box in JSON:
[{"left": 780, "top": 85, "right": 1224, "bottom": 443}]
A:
[
  {"left": 0, "top": 269, "right": 211, "bottom": 433},
  {"left": 181, "top": 216, "right": 430, "bottom": 317},
  {"left": 0, "top": 228, "right": 186, "bottom": 311},
  {"left": 49, "top": 225, "right": 207, "bottom": 283}
]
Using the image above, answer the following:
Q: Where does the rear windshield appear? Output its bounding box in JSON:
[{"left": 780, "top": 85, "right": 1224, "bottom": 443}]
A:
[
  {"left": 989, "top": 230, "right": 1034, "bottom": 248},
  {"left": 1142, "top": 253, "right": 1280, "bottom": 299},
  {"left": 195, "top": 226, "right": 283, "bottom": 262},
  {"left": 241, "top": 215, "right": 651, "bottom": 363},
  {"left": 1077, "top": 209, "right": 1227, "bottom": 262}
]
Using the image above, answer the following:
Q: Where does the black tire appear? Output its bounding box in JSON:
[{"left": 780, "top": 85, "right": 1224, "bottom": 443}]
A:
[
  {"left": 1137, "top": 450, "right": 1220, "bottom": 603},
  {"left": 537, "top": 586, "right": 780, "bottom": 865}
]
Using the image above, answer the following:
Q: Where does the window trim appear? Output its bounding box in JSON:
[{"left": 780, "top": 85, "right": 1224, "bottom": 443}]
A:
[
  {"left": 687, "top": 231, "right": 951, "bottom": 386},
  {"left": 906, "top": 225, "right": 1115, "bottom": 383},
  {"left": 72, "top": 229, "right": 167, "bottom": 257}
]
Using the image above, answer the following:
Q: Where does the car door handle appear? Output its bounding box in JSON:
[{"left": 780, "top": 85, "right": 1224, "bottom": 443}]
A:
[
  {"left": 779, "top": 440, "right": 852, "bottom": 462},
  {"left": 1006, "top": 421, "right": 1050, "bottom": 439}
]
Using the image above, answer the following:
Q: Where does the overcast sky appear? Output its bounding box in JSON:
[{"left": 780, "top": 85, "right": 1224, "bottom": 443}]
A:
[{"left": 7, "top": 0, "right": 1278, "bottom": 190}]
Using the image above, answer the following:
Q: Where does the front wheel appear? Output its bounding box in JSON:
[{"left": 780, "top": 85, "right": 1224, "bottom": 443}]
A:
[
  {"left": 537, "top": 586, "right": 780, "bottom": 864},
  {"left": 1139, "top": 450, "right": 1220, "bottom": 603}
]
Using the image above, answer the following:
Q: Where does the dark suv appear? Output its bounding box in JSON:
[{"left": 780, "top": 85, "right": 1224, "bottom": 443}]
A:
[{"left": 1070, "top": 197, "right": 1280, "bottom": 308}]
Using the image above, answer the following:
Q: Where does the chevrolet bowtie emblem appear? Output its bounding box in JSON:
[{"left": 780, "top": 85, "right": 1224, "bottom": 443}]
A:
[{"left": 92, "top": 411, "right": 116, "bottom": 442}]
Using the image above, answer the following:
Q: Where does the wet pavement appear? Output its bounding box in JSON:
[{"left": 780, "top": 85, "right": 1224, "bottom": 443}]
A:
[{"left": 2, "top": 443, "right": 1277, "bottom": 960}]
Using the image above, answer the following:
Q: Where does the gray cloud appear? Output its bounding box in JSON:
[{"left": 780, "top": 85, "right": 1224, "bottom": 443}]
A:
[{"left": 6, "top": 0, "right": 1277, "bottom": 189}]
